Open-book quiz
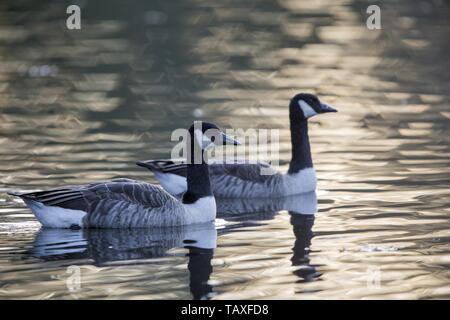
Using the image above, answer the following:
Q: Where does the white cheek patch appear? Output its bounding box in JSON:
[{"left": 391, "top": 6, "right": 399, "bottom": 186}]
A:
[
  {"left": 194, "top": 129, "right": 213, "bottom": 149},
  {"left": 298, "top": 100, "right": 317, "bottom": 118}
]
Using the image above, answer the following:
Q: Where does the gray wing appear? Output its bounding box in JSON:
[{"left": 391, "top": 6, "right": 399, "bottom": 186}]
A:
[
  {"left": 13, "top": 178, "right": 174, "bottom": 212},
  {"left": 14, "top": 179, "right": 183, "bottom": 228},
  {"left": 209, "top": 162, "right": 279, "bottom": 183}
]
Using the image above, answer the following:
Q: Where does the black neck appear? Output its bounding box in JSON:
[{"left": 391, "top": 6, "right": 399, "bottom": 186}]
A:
[
  {"left": 182, "top": 136, "right": 213, "bottom": 204},
  {"left": 288, "top": 118, "right": 313, "bottom": 174}
]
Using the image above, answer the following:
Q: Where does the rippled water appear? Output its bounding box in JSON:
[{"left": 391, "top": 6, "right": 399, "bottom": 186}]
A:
[{"left": 0, "top": 0, "right": 449, "bottom": 299}]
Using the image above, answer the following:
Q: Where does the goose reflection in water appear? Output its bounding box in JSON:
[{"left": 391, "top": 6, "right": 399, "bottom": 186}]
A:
[
  {"left": 289, "top": 213, "right": 318, "bottom": 283},
  {"left": 32, "top": 223, "right": 217, "bottom": 299},
  {"left": 216, "top": 191, "right": 319, "bottom": 283},
  {"left": 215, "top": 191, "right": 317, "bottom": 219}
]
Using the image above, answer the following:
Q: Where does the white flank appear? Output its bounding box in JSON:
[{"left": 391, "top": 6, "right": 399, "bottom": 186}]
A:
[{"left": 24, "top": 199, "right": 86, "bottom": 228}]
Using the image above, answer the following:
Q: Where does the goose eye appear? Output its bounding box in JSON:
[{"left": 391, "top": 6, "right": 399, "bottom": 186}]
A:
[{"left": 210, "top": 136, "right": 216, "bottom": 142}]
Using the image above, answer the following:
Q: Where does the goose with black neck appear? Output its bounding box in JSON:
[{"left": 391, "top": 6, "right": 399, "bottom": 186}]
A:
[
  {"left": 137, "top": 93, "right": 337, "bottom": 198},
  {"left": 9, "top": 122, "right": 239, "bottom": 228}
]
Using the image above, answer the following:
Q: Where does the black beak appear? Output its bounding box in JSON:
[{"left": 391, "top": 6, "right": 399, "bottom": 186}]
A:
[{"left": 319, "top": 103, "right": 337, "bottom": 113}]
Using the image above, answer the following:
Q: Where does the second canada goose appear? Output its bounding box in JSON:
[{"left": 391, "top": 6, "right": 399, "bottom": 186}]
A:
[
  {"left": 137, "top": 93, "right": 337, "bottom": 198},
  {"left": 8, "top": 122, "right": 239, "bottom": 228}
]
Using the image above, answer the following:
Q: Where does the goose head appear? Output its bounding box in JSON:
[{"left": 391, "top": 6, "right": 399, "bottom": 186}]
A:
[
  {"left": 289, "top": 93, "right": 337, "bottom": 120},
  {"left": 189, "top": 121, "right": 240, "bottom": 151}
]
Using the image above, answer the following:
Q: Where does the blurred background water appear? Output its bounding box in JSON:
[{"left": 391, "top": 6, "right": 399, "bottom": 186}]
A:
[{"left": 0, "top": 0, "right": 449, "bottom": 299}]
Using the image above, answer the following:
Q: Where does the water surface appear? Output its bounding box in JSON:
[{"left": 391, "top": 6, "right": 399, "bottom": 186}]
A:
[{"left": 0, "top": 0, "right": 449, "bottom": 299}]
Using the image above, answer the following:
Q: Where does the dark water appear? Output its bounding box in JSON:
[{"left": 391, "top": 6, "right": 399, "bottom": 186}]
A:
[{"left": 0, "top": 0, "right": 449, "bottom": 299}]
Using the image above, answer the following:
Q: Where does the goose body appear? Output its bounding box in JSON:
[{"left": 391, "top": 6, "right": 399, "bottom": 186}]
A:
[
  {"left": 9, "top": 122, "right": 239, "bottom": 229},
  {"left": 137, "top": 93, "right": 336, "bottom": 198},
  {"left": 138, "top": 160, "right": 316, "bottom": 198}
]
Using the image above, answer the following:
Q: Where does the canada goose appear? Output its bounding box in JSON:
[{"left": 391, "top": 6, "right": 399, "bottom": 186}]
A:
[
  {"left": 137, "top": 93, "right": 336, "bottom": 198},
  {"left": 32, "top": 222, "right": 217, "bottom": 263},
  {"left": 8, "top": 121, "right": 240, "bottom": 228}
]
